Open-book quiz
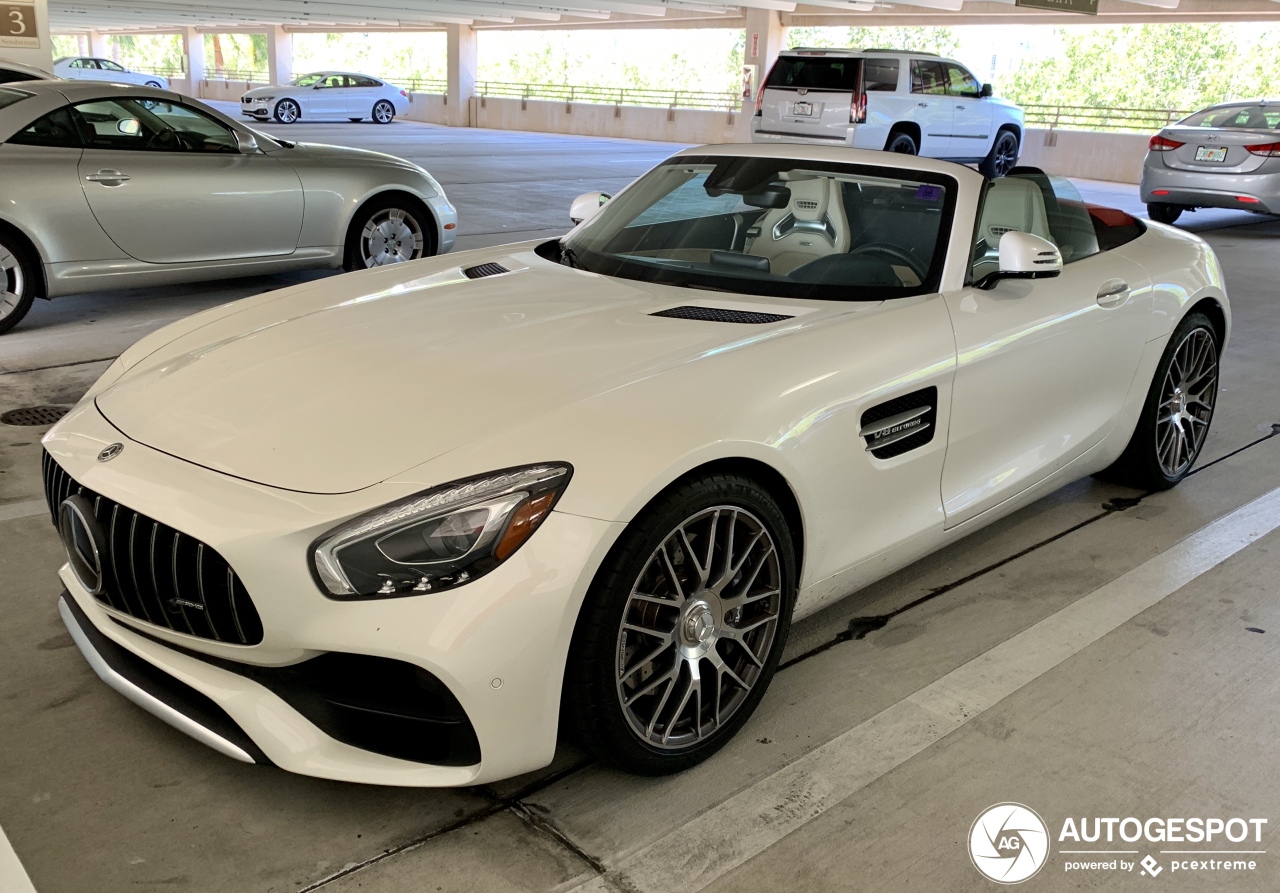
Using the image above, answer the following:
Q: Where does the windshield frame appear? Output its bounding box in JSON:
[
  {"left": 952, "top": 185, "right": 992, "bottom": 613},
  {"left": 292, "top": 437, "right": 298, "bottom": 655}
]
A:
[
  {"left": 558, "top": 154, "right": 959, "bottom": 303},
  {"left": 292, "top": 72, "right": 327, "bottom": 87}
]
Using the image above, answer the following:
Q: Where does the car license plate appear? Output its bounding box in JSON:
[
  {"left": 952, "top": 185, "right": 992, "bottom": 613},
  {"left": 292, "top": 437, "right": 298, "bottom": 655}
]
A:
[
  {"left": 1195, "top": 146, "right": 1228, "bottom": 163},
  {"left": 791, "top": 102, "right": 813, "bottom": 116}
]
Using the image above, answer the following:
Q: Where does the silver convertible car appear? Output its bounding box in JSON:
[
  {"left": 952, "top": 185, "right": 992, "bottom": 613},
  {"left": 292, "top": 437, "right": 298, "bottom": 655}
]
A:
[{"left": 0, "top": 81, "right": 457, "bottom": 334}]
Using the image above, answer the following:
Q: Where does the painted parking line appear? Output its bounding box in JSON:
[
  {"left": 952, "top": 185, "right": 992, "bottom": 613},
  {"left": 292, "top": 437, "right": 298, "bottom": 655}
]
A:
[
  {"left": 0, "top": 824, "right": 37, "bottom": 893},
  {"left": 0, "top": 500, "right": 46, "bottom": 523},
  {"left": 572, "top": 485, "right": 1280, "bottom": 893}
]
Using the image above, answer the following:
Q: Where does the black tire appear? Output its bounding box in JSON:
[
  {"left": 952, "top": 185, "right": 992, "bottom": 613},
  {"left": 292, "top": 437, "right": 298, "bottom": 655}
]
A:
[
  {"left": 979, "top": 129, "right": 1020, "bottom": 178},
  {"left": 0, "top": 230, "right": 38, "bottom": 336},
  {"left": 885, "top": 130, "right": 918, "bottom": 155},
  {"left": 1096, "top": 311, "right": 1219, "bottom": 491},
  {"left": 348, "top": 117, "right": 363, "bottom": 122},
  {"left": 145, "top": 80, "right": 163, "bottom": 89},
  {"left": 343, "top": 194, "right": 437, "bottom": 271},
  {"left": 564, "top": 473, "right": 797, "bottom": 776},
  {"left": 1147, "top": 202, "right": 1183, "bottom": 225},
  {"left": 372, "top": 100, "right": 395, "bottom": 124},
  {"left": 274, "top": 99, "right": 300, "bottom": 124}
]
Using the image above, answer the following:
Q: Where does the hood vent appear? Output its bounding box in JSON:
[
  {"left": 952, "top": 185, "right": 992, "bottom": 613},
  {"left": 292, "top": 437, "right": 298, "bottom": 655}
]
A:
[
  {"left": 462, "top": 262, "right": 510, "bottom": 280},
  {"left": 652, "top": 306, "right": 793, "bottom": 325}
]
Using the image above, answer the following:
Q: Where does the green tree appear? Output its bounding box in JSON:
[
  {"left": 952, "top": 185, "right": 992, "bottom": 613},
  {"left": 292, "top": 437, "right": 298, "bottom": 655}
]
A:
[{"left": 784, "top": 26, "right": 960, "bottom": 57}]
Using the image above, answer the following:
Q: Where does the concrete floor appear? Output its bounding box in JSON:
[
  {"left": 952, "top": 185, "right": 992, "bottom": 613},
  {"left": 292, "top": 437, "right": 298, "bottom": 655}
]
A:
[{"left": 1, "top": 116, "right": 1279, "bottom": 893}]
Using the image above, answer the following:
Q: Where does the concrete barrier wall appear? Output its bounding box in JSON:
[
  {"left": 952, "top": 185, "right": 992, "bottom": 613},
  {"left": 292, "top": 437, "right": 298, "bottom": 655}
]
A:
[
  {"left": 197, "top": 80, "right": 269, "bottom": 103},
  {"left": 1019, "top": 128, "right": 1150, "bottom": 185},
  {"left": 403, "top": 93, "right": 451, "bottom": 126}
]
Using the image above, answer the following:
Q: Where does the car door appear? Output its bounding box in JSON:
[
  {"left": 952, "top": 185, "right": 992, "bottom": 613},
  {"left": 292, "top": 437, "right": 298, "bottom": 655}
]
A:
[
  {"left": 909, "top": 59, "right": 953, "bottom": 157},
  {"left": 945, "top": 63, "right": 993, "bottom": 160},
  {"left": 940, "top": 176, "right": 1152, "bottom": 527},
  {"left": 72, "top": 96, "right": 305, "bottom": 263},
  {"left": 345, "top": 76, "right": 381, "bottom": 119},
  {"left": 306, "top": 74, "right": 349, "bottom": 119}
]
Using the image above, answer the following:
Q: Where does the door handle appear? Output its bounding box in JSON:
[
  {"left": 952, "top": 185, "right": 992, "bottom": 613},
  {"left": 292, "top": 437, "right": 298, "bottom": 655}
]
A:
[
  {"left": 85, "top": 170, "right": 131, "bottom": 185},
  {"left": 1096, "top": 280, "right": 1129, "bottom": 307},
  {"left": 918, "top": 102, "right": 929, "bottom": 108}
]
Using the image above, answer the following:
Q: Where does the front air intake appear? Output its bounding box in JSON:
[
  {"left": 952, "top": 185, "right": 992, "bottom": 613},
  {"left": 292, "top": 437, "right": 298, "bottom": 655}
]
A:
[
  {"left": 859, "top": 387, "right": 938, "bottom": 460},
  {"left": 651, "top": 306, "right": 793, "bottom": 325},
  {"left": 462, "top": 262, "right": 509, "bottom": 279}
]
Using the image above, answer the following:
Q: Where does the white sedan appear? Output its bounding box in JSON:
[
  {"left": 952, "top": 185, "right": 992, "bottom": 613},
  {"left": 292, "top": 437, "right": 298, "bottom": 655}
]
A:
[
  {"left": 52, "top": 56, "right": 168, "bottom": 89},
  {"left": 240, "top": 71, "right": 410, "bottom": 124},
  {"left": 43, "top": 146, "right": 1227, "bottom": 786}
]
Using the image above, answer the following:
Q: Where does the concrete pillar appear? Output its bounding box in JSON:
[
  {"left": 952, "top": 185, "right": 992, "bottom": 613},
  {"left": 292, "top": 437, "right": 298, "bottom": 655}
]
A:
[
  {"left": 739, "top": 8, "right": 784, "bottom": 141},
  {"left": 88, "top": 30, "right": 111, "bottom": 58},
  {"left": 183, "top": 28, "right": 205, "bottom": 82},
  {"left": 446, "top": 24, "right": 477, "bottom": 128},
  {"left": 266, "top": 26, "right": 292, "bottom": 86},
  {"left": 0, "top": 0, "right": 52, "bottom": 69}
]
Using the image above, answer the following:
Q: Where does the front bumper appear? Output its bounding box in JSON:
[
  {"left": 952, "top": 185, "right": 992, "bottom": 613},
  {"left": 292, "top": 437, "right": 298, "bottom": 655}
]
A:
[
  {"left": 44, "top": 404, "right": 621, "bottom": 786},
  {"left": 426, "top": 192, "right": 459, "bottom": 254},
  {"left": 1140, "top": 159, "right": 1280, "bottom": 213}
]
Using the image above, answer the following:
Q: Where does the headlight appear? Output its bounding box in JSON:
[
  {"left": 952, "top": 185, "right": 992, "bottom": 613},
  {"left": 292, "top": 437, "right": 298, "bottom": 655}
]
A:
[
  {"left": 257, "top": 96, "right": 274, "bottom": 102},
  {"left": 311, "top": 464, "right": 572, "bottom": 599}
]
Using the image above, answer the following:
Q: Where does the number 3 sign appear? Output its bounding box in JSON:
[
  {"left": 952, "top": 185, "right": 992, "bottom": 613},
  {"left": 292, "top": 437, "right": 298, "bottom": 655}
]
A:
[{"left": 0, "top": 0, "right": 40, "bottom": 49}]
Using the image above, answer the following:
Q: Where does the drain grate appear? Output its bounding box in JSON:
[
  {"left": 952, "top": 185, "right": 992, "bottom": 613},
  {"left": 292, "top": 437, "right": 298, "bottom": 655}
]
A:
[{"left": 1, "top": 405, "right": 70, "bottom": 427}]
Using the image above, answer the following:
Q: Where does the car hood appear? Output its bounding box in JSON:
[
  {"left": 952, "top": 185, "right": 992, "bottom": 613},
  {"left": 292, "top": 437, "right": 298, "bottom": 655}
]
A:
[
  {"left": 94, "top": 253, "right": 825, "bottom": 494},
  {"left": 285, "top": 140, "right": 424, "bottom": 171},
  {"left": 242, "top": 85, "right": 290, "bottom": 99}
]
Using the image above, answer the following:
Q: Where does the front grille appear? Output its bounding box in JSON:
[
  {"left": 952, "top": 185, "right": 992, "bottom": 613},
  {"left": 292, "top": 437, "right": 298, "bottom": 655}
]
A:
[
  {"left": 241, "top": 97, "right": 252, "bottom": 104},
  {"left": 42, "top": 451, "right": 264, "bottom": 646},
  {"left": 651, "top": 306, "right": 793, "bottom": 325}
]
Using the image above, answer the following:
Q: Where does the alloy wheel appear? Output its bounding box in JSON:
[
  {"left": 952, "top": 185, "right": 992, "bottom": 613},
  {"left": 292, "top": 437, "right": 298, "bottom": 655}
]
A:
[
  {"left": 1155, "top": 326, "right": 1218, "bottom": 478},
  {"left": 360, "top": 208, "right": 423, "bottom": 266},
  {"left": 0, "top": 242, "right": 26, "bottom": 323},
  {"left": 614, "top": 506, "right": 782, "bottom": 750},
  {"left": 992, "top": 133, "right": 1019, "bottom": 177},
  {"left": 374, "top": 101, "right": 394, "bottom": 124},
  {"left": 276, "top": 100, "right": 299, "bottom": 124}
]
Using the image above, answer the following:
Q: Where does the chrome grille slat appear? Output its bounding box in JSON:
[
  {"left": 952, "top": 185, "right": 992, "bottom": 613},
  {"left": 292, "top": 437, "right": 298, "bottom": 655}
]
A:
[{"left": 41, "top": 452, "right": 263, "bottom": 646}]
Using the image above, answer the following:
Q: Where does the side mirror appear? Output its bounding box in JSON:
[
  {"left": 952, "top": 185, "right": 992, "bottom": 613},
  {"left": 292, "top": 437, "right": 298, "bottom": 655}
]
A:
[
  {"left": 234, "top": 130, "right": 261, "bottom": 154},
  {"left": 570, "top": 191, "right": 612, "bottom": 225},
  {"left": 116, "top": 118, "right": 141, "bottom": 135},
  {"left": 981, "top": 83, "right": 994, "bottom": 98},
  {"left": 978, "top": 232, "right": 1062, "bottom": 289}
]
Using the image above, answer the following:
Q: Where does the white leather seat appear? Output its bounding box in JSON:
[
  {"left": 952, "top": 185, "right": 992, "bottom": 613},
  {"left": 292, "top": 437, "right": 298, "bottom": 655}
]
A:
[
  {"left": 747, "top": 175, "right": 850, "bottom": 275},
  {"left": 978, "top": 178, "right": 1053, "bottom": 245}
]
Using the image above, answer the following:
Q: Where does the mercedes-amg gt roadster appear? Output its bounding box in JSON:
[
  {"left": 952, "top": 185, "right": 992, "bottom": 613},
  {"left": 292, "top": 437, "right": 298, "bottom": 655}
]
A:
[{"left": 43, "top": 145, "right": 1228, "bottom": 786}]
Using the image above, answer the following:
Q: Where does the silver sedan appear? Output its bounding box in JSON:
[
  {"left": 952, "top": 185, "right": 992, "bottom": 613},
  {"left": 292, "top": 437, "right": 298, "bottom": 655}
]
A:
[
  {"left": 0, "top": 81, "right": 457, "bottom": 334},
  {"left": 1141, "top": 100, "right": 1280, "bottom": 224}
]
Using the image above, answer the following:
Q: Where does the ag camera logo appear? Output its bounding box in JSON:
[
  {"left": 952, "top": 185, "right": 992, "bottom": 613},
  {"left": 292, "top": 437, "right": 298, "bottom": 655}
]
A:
[{"left": 970, "top": 803, "right": 1050, "bottom": 884}]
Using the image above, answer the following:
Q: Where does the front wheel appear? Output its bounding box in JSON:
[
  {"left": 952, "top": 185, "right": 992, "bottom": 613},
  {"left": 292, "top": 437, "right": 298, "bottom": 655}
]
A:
[
  {"left": 1147, "top": 202, "right": 1183, "bottom": 225},
  {"left": 979, "top": 129, "right": 1020, "bottom": 178},
  {"left": 343, "top": 196, "right": 435, "bottom": 270},
  {"left": 274, "top": 99, "right": 300, "bottom": 124},
  {"left": 885, "top": 130, "right": 918, "bottom": 155},
  {"left": 372, "top": 100, "right": 395, "bottom": 124},
  {"left": 145, "top": 80, "right": 163, "bottom": 89},
  {"left": 0, "top": 233, "right": 37, "bottom": 336},
  {"left": 564, "top": 474, "right": 796, "bottom": 775},
  {"left": 1097, "top": 312, "right": 1219, "bottom": 491}
]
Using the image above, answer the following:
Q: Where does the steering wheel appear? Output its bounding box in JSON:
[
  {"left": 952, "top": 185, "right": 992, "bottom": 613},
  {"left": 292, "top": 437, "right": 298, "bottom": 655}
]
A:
[
  {"left": 144, "top": 128, "right": 190, "bottom": 151},
  {"left": 848, "top": 242, "right": 928, "bottom": 281}
]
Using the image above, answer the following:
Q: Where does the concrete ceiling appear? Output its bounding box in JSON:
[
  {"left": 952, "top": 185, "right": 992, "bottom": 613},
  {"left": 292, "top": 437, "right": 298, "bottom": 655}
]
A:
[{"left": 48, "top": 0, "right": 1280, "bottom": 32}]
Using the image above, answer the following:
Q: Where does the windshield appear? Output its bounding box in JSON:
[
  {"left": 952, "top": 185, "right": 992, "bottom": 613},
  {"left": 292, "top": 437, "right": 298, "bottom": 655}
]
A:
[
  {"left": 1179, "top": 104, "right": 1280, "bottom": 130},
  {"left": 292, "top": 72, "right": 325, "bottom": 87},
  {"left": 558, "top": 155, "right": 956, "bottom": 301}
]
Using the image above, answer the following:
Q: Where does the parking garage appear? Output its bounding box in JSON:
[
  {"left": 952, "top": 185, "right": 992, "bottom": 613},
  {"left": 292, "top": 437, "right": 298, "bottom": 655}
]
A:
[{"left": 3, "top": 1, "right": 1280, "bottom": 892}]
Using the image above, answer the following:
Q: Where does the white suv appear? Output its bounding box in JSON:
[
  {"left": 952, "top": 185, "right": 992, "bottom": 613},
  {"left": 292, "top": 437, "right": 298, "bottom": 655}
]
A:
[{"left": 751, "top": 49, "right": 1025, "bottom": 178}]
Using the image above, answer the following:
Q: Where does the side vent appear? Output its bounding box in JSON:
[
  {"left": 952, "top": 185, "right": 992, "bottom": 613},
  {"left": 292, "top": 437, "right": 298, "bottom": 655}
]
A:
[
  {"left": 651, "top": 306, "right": 793, "bottom": 325},
  {"left": 860, "top": 387, "right": 938, "bottom": 459},
  {"left": 462, "top": 262, "right": 509, "bottom": 279}
]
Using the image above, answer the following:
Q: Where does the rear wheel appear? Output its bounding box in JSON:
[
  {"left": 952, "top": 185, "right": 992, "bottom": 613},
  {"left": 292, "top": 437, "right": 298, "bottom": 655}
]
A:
[
  {"left": 274, "top": 99, "right": 300, "bottom": 124},
  {"left": 372, "top": 100, "right": 395, "bottom": 124},
  {"left": 144, "top": 80, "right": 163, "bottom": 89},
  {"left": 885, "top": 130, "right": 918, "bottom": 155},
  {"left": 1147, "top": 202, "right": 1183, "bottom": 225},
  {"left": 0, "top": 232, "right": 38, "bottom": 336},
  {"left": 564, "top": 473, "right": 796, "bottom": 775},
  {"left": 1097, "top": 312, "right": 1219, "bottom": 490},
  {"left": 979, "top": 129, "right": 1020, "bottom": 178}
]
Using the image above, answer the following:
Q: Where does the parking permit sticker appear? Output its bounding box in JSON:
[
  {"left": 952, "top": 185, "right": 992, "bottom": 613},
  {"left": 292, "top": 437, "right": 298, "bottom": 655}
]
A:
[{"left": 915, "top": 184, "right": 943, "bottom": 201}]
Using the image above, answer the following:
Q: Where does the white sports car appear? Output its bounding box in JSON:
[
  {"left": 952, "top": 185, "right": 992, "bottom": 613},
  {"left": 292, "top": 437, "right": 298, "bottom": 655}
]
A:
[
  {"left": 44, "top": 146, "right": 1227, "bottom": 786},
  {"left": 240, "top": 72, "right": 410, "bottom": 124},
  {"left": 52, "top": 57, "right": 168, "bottom": 89}
]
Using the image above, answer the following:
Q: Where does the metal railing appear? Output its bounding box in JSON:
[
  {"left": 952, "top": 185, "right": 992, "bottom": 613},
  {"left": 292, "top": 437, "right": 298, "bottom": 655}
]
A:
[
  {"left": 476, "top": 81, "right": 740, "bottom": 111},
  {"left": 205, "top": 68, "right": 270, "bottom": 83},
  {"left": 393, "top": 76, "right": 449, "bottom": 94},
  {"left": 129, "top": 64, "right": 186, "bottom": 77},
  {"left": 1021, "top": 103, "right": 1192, "bottom": 133}
]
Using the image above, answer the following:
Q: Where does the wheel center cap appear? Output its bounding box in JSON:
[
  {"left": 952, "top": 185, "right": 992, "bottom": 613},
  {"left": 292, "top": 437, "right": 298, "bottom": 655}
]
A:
[{"left": 682, "top": 601, "right": 716, "bottom": 645}]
